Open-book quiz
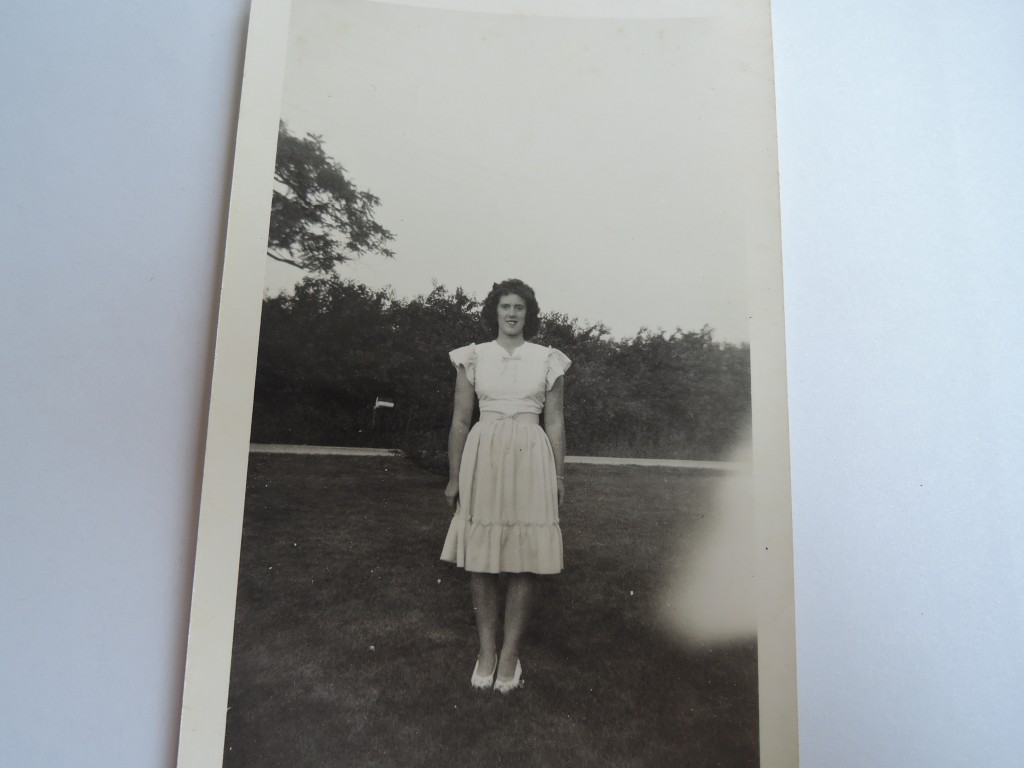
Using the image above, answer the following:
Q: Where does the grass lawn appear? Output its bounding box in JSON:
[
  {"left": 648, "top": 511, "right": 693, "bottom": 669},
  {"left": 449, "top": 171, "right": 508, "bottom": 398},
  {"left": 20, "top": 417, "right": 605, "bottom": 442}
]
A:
[{"left": 224, "top": 455, "right": 758, "bottom": 768}]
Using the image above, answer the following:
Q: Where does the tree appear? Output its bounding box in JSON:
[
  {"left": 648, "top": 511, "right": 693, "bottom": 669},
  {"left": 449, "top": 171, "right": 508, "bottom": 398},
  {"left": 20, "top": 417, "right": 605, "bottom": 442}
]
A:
[
  {"left": 268, "top": 123, "right": 395, "bottom": 272},
  {"left": 251, "top": 276, "right": 751, "bottom": 462}
]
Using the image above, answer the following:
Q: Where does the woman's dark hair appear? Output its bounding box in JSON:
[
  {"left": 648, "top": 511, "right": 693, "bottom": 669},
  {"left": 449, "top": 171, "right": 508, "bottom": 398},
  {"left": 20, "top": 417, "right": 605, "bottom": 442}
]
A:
[{"left": 481, "top": 279, "right": 541, "bottom": 339}]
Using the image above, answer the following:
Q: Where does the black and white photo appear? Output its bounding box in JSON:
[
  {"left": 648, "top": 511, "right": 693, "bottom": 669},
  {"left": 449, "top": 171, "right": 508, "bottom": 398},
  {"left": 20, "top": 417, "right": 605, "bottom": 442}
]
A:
[{"left": 178, "top": 1, "right": 796, "bottom": 765}]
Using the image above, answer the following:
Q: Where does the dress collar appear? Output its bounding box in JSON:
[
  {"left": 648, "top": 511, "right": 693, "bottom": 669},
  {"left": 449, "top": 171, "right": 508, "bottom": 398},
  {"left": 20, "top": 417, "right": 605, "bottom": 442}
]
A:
[{"left": 493, "top": 339, "right": 528, "bottom": 359}]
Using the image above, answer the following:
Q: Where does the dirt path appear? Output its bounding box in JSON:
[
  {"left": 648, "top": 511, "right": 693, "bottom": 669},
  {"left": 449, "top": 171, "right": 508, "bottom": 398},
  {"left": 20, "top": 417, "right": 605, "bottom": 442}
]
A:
[{"left": 249, "top": 443, "right": 747, "bottom": 471}]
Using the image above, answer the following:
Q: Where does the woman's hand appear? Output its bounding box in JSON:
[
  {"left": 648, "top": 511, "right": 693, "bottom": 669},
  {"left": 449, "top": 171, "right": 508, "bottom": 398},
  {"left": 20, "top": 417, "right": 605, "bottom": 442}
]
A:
[
  {"left": 445, "top": 478, "right": 459, "bottom": 508},
  {"left": 557, "top": 476, "right": 565, "bottom": 506}
]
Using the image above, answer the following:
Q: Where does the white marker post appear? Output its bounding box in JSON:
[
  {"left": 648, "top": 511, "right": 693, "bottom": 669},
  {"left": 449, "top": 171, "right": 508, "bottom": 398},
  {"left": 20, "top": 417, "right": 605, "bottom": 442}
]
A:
[{"left": 372, "top": 397, "right": 395, "bottom": 429}]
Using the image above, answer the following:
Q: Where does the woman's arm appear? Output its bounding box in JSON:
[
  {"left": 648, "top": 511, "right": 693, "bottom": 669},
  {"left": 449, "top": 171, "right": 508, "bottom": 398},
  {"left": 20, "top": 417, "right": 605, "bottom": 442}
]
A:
[
  {"left": 543, "top": 377, "right": 566, "bottom": 505},
  {"left": 445, "top": 366, "right": 475, "bottom": 507}
]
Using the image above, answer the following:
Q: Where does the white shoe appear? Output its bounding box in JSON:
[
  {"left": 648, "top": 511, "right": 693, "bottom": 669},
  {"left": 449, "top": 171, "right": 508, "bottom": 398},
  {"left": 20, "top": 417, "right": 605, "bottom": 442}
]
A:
[
  {"left": 493, "top": 659, "right": 522, "bottom": 694},
  {"left": 471, "top": 657, "right": 496, "bottom": 690}
]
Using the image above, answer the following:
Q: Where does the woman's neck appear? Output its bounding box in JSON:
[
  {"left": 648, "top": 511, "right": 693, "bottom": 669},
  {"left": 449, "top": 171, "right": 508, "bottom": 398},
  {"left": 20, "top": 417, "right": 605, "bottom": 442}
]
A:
[{"left": 495, "top": 333, "right": 526, "bottom": 353}]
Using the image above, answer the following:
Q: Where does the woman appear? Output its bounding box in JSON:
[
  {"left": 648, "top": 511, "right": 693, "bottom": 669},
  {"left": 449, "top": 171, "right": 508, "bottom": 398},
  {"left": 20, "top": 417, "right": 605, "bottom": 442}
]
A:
[{"left": 440, "top": 279, "right": 570, "bottom": 694}]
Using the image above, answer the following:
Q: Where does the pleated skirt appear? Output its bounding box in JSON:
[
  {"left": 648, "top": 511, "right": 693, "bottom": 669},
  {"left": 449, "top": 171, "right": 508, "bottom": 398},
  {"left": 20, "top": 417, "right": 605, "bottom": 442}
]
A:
[{"left": 440, "top": 414, "right": 563, "bottom": 574}]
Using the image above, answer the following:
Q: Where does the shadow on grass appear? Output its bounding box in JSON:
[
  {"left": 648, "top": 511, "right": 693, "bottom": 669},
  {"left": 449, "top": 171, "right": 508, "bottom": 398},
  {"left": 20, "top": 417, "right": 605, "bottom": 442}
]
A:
[{"left": 224, "top": 455, "right": 758, "bottom": 768}]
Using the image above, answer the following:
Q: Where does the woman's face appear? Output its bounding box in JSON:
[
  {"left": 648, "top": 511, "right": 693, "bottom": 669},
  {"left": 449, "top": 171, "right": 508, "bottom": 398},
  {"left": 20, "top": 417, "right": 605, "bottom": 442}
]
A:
[{"left": 496, "top": 293, "right": 527, "bottom": 338}]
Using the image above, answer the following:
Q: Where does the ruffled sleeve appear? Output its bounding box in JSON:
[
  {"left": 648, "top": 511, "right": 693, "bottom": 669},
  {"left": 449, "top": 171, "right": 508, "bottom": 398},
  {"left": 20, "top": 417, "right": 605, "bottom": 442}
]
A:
[
  {"left": 545, "top": 347, "right": 572, "bottom": 390},
  {"left": 449, "top": 343, "right": 477, "bottom": 385}
]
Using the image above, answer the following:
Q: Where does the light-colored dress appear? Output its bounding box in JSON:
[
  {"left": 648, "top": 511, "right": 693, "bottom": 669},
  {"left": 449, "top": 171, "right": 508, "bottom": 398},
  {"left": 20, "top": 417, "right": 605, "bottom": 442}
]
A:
[{"left": 440, "top": 340, "right": 571, "bottom": 574}]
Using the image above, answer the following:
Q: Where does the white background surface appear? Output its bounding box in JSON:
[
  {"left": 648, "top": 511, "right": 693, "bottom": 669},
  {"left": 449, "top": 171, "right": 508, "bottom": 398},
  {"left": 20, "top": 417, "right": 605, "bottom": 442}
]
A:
[{"left": 2, "top": 1, "right": 1022, "bottom": 766}]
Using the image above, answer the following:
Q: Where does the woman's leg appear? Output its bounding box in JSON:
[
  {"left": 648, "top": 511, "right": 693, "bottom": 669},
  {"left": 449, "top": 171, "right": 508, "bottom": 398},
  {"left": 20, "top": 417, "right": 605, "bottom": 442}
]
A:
[
  {"left": 470, "top": 573, "right": 499, "bottom": 673},
  {"left": 497, "top": 573, "right": 535, "bottom": 679}
]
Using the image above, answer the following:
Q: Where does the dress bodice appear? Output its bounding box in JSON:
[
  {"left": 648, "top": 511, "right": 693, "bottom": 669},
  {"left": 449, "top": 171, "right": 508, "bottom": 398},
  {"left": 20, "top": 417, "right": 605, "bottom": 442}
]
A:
[{"left": 449, "top": 340, "right": 571, "bottom": 416}]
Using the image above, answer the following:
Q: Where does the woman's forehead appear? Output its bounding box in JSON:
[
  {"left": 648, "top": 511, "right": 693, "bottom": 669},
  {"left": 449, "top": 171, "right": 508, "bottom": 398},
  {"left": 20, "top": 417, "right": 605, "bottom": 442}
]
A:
[{"left": 499, "top": 293, "right": 526, "bottom": 304}]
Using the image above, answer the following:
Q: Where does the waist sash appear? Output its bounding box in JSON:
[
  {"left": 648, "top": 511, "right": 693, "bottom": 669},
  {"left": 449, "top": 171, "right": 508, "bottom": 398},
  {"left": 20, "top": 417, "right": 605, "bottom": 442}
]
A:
[{"left": 478, "top": 411, "right": 541, "bottom": 425}]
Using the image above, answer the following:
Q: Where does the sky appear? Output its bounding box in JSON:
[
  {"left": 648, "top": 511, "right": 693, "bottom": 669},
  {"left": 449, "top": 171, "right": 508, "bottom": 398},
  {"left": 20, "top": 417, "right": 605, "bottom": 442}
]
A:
[{"left": 264, "top": 0, "right": 772, "bottom": 342}]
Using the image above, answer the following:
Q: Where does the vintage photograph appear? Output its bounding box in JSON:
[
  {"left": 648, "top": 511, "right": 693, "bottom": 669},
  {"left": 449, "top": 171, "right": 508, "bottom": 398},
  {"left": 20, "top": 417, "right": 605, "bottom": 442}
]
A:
[{"left": 178, "top": 1, "right": 796, "bottom": 766}]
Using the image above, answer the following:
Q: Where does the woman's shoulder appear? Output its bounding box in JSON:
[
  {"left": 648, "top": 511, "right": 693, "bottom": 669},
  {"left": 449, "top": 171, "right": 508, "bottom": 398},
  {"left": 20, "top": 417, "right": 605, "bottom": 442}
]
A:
[
  {"left": 523, "top": 340, "right": 557, "bottom": 356},
  {"left": 466, "top": 340, "right": 499, "bottom": 357},
  {"left": 525, "top": 341, "right": 569, "bottom": 361},
  {"left": 451, "top": 339, "right": 507, "bottom": 364},
  {"left": 449, "top": 342, "right": 480, "bottom": 368}
]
